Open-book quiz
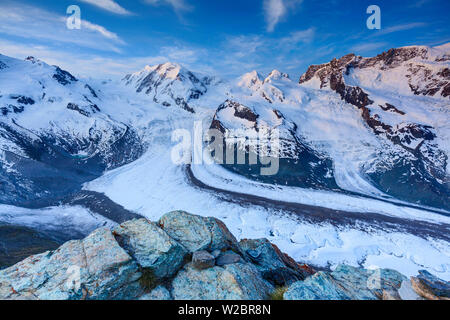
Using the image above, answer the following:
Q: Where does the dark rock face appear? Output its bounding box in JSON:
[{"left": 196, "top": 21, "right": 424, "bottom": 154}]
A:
[
  {"left": 84, "top": 84, "right": 98, "bottom": 98},
  {"left": 240, "top": 238, "right": 314, "bottom": 286},
  {"left": 411, "top": 270, "right": 450, "bottom": 300},
  {"left": 380, "top": 103, "right": 405, "bottom": 115},
  {"left": 53, "top": 67, "right": 78, "bottom": 86},
  {"left": 66, "top": 103, "right": 100, "bottom": 117},
  {"left": 299, "top": 46, "right": 449, "bottom": 211},
  {"left": 1, "top": 96, "right": 36, "bottom": 117},
  {"left": 11, "top": 95, "right": 35, "bottom": 105}
]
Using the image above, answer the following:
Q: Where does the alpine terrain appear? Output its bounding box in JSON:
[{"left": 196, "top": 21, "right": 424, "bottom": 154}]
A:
[{"left": 0, "top": 44, "right": 449, "bottom": 295}]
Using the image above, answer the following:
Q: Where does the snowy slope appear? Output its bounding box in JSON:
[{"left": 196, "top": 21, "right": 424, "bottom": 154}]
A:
[
  {"left": 298, "top": 45, "right": 449, "bottom": 210},
  {"left": 0, "top": 54, "right": 143, "bottom": 206}
]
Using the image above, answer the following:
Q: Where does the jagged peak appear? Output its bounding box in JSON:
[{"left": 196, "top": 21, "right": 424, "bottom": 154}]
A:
[
  {"left": 238, "top": 70, "right": 264, "bottom": 88},
  {"left": 264, "top": 69, "right": 290, "bottom": 83},
  {"left": 125, "top": 61, "right": 193, "bottom": 83},
  {"left": 25, "top": 56, "right": 40, "bottom": 63}
]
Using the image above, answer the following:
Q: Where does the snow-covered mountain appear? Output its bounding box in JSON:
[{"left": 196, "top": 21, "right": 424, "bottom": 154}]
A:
[
  {"left": 122, "top": 62, "right": 216, "bottom": 113},
  {"left": 1, "top": 44, "right": 449, "bottom": 210},
  {"left": 0, "top": 55, "right": 143, "bottom": 207},
  {"left": 298, "top": 44, "right": 450, "bottom": 210}
]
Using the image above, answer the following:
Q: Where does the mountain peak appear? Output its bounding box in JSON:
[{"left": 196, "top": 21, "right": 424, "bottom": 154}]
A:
[
  {"left": 155, "top": 62, "right": 183, "bottom": 80},
  {"left": 265, "top": 69, "right": 289, "bottom": 82},
  {"left": 238, "top": 70, "right": 264, "bottom": 88}
]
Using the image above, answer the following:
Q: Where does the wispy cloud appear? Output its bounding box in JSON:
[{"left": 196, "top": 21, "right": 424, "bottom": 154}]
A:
[
  {"left": 375, "top": 22, "right": 427, "bottom": 36},
  {"left": 0, "top": 38, "right": 165, "bottom": 79},
  {"left": 263, "top": 0, "right": 302, "bottom": 32},
  {"left": 77, "top": 0, "right": 132, "bottom": 15},
  {"left": 409, "top": 0, "right": 433, "bottom": 8},
  {"left": 350, "top": 42, "right": 388, "bottom": 54},
  {"left": 279, "top": 28, "right": 315, "bottom": 46},
  {"left": 143, "top": 0, "right": 193, "bottom": 13},
  {"left": 0, "top": 2, "right": 125, "bottom": 53}
]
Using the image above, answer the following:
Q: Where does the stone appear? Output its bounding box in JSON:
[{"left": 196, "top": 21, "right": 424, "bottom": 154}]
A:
[
  {"left": 284, "top": 265, "right": 406, "bottom": 301},
  {"left": 192, "top": 251, "right": 215, "bottom": 270},
  {"left": 139, "top": 286, "right": 172, "bottom": 300},
  {"left": 330, "top": 265, "right": 405, "bottom": 300},
  {"left": 411, "top": 270, "right": 450, "bottom": 300},
  {"left": 113, "top": 219, "right": 187, "bottom": 279},
  {"left": 284, "top": 271, "right": 351, "bottom": 300},
  {"left": 240, "top": 238, "right": 313, "bottom": 286},
  {"left": 171, "top": 263, "right": 274, "bottom": 300},
  {"left": 158, "top": 211, "right": 242, "bottom": 254},
  {"left": 216, "top": 251, "right": 241, "bottom": 266},
  {"left": 0, "top": 228, "right": 142, "bottom": 300}
]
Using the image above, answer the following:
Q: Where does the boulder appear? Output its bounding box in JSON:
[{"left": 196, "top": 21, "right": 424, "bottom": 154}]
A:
[
  {"left": 192, "top": 251, "right": 215, "bottom": 270},
  {"left": 0, "top": 228, "right": 142, "bottom": 300},
  {"left": 216, "top": 251, "right": 241, "bottom": 266},
  {"left": 284, "top": 265, "right": 406, "bottom": 300},
  {"left": 411, "top": 270, "right": 450, "bottom": 300},
  {"left": 113, "top": 219, "right": 187, "bottom": 279},
  {"left": 171, "top": 263, "right": 274, "bottom": 300},
  {"left": 240, "top": 238, "right": 313, "bottom": 286},
  {"left": 139, "top": 286, "right": 172, "bottom": 300},
  {"left": 284, "top": 271, "right": 351, "bottom": 300},
  {"left": 158, "top": 211, "right": 242, "bottom": 254}
]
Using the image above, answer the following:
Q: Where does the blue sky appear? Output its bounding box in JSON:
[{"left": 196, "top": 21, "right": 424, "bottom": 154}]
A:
[{"left": 0, "top": 0, "right": 449, "bottom": 79}]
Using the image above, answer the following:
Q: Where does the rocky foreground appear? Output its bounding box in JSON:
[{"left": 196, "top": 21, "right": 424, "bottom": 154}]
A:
[{"left": 0, "top": 211, "right": 448, "bottom": 300}]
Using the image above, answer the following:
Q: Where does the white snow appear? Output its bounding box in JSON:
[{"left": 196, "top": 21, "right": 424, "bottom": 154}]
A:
[{"left": 0, "top": 204, "right": 116, "bottom": 238}]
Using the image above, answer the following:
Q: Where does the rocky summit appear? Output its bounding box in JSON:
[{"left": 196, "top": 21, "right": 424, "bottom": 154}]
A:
[{"left": 0, "top": 211, "right": 448, "bottom": 300}]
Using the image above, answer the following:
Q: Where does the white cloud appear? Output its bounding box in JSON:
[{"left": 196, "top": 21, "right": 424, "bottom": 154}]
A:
[
  {"left": 351, "top": 42, "right": 388, "bottom": 54},
  {"left": 0, "top": 2, "right": 125, "bottom": 53},
  {"left": 280, "top": 28, "right": 315, "bottom": 45},
  {"left": 144, "top": 0, "right": 192, "bottom": 13},
  {"left": 263, "top": 0, "right": 302, "bottom": 32},
  {"left": 0, "top": 38, "right": 164, "bottom": 79},
  {"left": 375, "top": 22, "right": 427, "bottom": 36},
  {"left": 82, "top": 20, "right": 122, "bottom": 41},
  {"left": 77, "top": 0, "right": 132, "bottom": 15}
]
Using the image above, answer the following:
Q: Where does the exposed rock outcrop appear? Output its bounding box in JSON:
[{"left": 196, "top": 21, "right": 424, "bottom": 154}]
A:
[
  {"left": 171, "top": 263, "right": 274, "bottom": 300},
  {"left": 0, "top": 210, "right": 449, "bottom": 300},
  {"left": 158, "top": 210, "right": 242, "bottom": 254},
  {"left": 284, "top": 265, "right": 406, "bottom": 300}
]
